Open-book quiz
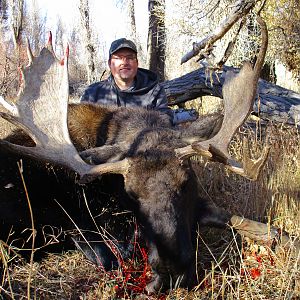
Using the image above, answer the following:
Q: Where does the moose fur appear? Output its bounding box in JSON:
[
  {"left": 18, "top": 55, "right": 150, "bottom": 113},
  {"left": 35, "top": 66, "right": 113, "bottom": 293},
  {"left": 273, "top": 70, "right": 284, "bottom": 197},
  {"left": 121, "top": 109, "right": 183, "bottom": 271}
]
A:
[{"left": 0, "top": 104, "right": 227, "bottom": 291}]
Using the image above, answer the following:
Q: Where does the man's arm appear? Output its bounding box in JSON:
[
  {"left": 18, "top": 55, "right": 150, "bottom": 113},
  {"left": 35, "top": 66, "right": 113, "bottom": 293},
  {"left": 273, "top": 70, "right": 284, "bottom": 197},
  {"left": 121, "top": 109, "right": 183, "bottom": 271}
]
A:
[
  {"left": 155, "top": 85, "right": 198, "bottom": 125},
  {"left": 152, "top": 84, "right": 174, "bottom": 118}
]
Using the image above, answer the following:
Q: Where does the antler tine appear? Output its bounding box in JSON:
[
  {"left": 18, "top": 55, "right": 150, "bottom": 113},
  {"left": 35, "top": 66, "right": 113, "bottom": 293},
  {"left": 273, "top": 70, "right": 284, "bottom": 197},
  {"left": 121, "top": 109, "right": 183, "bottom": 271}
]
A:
[
  {"left": 0, "top": 39, "right": 129, "bottom": 182},
  {"left": 46, "top": 31, "right": 54, "bottom": 53},
  {"left": 0, "top": 96, "right": 17, "bottom": 115},
  {"left": 176, "top": 16, "right": 268, "bottom": 180},
  {"left": 26, "top": 37, "right": 33, "bottom": 66}
]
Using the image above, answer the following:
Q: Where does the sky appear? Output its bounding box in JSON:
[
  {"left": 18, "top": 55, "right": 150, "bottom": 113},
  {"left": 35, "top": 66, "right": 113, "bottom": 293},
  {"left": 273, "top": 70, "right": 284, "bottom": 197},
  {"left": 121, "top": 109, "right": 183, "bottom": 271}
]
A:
[{"left": 32, "top": 0, "right": 149, "bottom": 55}]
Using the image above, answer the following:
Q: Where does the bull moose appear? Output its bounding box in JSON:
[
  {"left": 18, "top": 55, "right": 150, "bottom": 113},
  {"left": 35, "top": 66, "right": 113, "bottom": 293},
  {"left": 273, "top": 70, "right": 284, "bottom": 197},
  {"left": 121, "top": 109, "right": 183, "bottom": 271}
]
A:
[{"left": 0, "top": 16, "right": 295, "bottom": 293}]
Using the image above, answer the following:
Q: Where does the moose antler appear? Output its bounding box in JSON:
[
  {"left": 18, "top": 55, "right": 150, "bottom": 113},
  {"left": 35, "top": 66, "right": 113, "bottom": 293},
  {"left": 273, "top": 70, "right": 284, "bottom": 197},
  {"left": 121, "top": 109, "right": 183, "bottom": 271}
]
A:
[
  {"left": 0, "top": 33, "right": 129, "bottom": 183},
  {"left": 176, "top": 16, "right": 269, "bottom": 180},
  {"left": 230, "top": 215, "right": 300, "bottom": 256}
]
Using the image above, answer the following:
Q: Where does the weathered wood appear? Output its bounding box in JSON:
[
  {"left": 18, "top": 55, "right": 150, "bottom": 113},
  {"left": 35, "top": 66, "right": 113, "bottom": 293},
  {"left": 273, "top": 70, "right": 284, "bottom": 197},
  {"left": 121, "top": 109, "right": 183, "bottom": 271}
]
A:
[{"left": 163, "top": 66, "right": 300, "bottom": 126}]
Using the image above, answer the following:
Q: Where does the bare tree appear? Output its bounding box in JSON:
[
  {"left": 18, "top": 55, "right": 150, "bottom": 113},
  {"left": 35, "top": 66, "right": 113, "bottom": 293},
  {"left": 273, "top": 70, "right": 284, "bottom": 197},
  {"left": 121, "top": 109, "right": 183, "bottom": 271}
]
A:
[
  {"left": 147, "top": 0, "right": 166, "bottom": 82},
  {"left": 23, "top": 0, "right": 46, "bottom": 54},
  {"left": 0, "top": 0, "right": 28, "bottom": 97},
  {"left": 0, "top": 0, "right": 8, "bottom": 25},
  {"left": 0, "top": 0, "right": 8, "bottom": 45},
  {"left": 127, "top": 0, "right": 137, "bottom": 42},
  {"left": 79, "top": 0, "right": 97, "bottom": 84},
  {"left": 9, "top": 0, "right": 25, "bottom": 50},
  {"left": 54, "top": 17, "right": 65, "bottom": 58},
  {"left": 113, "top": 0, "right": 146, "bottom": 65},
  {"left": 180, "top": 0, "right": 256, "bottom": 64},
  {"left": 127, "top": 0, "right": 145, "bottom": 64}
]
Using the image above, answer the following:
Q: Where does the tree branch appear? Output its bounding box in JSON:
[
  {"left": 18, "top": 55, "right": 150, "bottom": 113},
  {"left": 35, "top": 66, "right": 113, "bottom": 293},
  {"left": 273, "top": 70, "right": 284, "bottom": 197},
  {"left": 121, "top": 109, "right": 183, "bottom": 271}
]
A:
[{"left": 181, "top": 0, "right": 256, "bottom": 64}]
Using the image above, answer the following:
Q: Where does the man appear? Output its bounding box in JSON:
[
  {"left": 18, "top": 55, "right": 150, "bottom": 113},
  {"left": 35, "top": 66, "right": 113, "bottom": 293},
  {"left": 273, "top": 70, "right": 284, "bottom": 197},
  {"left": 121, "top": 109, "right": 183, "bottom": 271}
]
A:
[{"left": 81, "top": 38, "right": 172, "bottom": 118}]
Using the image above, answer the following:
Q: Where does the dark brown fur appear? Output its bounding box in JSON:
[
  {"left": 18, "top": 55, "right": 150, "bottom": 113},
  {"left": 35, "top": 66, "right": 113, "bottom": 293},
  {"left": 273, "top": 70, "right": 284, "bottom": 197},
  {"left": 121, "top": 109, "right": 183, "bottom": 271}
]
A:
[
  {"left": 1, "top": 103, "right": 226, "bottom": 292},
  {"left": 67, "top": 104, "right": 228, "bottom": 292}
]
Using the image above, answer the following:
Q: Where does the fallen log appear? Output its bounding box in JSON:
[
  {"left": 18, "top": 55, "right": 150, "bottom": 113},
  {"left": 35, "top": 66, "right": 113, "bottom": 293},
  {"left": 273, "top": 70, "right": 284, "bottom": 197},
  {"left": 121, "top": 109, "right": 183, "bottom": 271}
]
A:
[{"left": 163, "top": 66, "right": 300, "bottom": 126}]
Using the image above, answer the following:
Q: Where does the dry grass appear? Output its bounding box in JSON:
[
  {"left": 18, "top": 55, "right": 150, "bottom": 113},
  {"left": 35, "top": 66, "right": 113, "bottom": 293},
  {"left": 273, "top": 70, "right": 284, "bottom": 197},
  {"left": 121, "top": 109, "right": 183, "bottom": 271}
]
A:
[{"left": 1, "top": 120, "right": 300, "bottom": 299}]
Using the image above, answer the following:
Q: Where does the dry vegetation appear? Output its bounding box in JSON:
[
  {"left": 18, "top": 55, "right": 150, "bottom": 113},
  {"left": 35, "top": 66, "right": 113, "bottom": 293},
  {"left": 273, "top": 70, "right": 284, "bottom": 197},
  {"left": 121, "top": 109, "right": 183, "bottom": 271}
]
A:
[
  {"left": 1, "top": 1, "right": 299, "bottom": 298},
  {"left": 0, "top": 119, "right": 299, "bottom": 299}
]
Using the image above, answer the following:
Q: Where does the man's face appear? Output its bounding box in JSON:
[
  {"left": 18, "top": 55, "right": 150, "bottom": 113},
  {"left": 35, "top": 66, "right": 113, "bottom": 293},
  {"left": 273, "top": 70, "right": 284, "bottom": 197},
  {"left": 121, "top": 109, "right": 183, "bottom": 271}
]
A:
[{"left": 109, "top": 48, "right": 138, "bottom": 84}]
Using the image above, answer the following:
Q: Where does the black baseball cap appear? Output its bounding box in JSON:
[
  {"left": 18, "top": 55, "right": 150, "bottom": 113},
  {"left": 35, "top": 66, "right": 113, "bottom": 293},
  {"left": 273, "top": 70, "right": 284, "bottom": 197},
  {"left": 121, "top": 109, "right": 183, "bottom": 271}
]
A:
[{"left": 109, "top": 38, "right": 137, "bottom": 57}]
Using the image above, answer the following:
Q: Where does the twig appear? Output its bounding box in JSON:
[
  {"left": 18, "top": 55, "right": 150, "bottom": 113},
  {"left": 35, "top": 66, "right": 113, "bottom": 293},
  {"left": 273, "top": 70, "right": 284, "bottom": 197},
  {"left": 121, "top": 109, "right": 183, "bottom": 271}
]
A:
[
  {"left": 17, "top": 160, "right": 36, "bottom": 300},
  {"left": 0, "top": 241, "right": 15, "bottom": 299}
]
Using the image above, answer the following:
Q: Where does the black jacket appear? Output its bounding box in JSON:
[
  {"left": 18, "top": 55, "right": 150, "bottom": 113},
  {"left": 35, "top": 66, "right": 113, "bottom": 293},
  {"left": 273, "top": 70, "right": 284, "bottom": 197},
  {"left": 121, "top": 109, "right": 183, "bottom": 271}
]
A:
[{"left": 81, "top": 68, "right": 172, "bottom": 117}]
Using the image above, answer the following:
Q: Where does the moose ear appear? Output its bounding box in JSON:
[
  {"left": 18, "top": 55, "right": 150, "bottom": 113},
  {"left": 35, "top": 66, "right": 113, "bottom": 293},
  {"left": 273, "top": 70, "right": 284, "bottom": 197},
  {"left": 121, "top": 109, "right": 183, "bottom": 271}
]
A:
[
  {"left": 80, "top": 144, "right": 127, "bottom": 165},
  {"left": 180, "top": 113, "right": 224, "bottom": 144}
]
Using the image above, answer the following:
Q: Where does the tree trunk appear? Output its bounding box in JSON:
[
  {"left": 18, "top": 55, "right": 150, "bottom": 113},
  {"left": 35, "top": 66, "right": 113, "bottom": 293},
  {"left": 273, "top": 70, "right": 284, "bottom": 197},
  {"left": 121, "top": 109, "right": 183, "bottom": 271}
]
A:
[
  {"left": 0, "top": 0, "right": 8, "bottom": 24},
  {"left": 79, "top": 0, "right": 97, "bottom": 84},
  {"left": 147, "top": 0, "right": 166, "bottom": 82},
  {"left": 127, "top": 0, "right": 145, "bottom": 64},
  {"left": 10, "top": 0, "right": 24, "bottom": 51},
  {"left": 162, "top": 66, "right": 300, "bottom": 126},
  {"left": 127, "top": 0, "right": 138, "bottom": 47}
]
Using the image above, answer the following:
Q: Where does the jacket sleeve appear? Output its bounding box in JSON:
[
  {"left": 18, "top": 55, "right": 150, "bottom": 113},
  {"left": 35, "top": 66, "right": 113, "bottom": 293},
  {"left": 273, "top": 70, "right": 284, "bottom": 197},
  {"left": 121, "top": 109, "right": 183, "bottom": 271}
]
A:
[{"left": 153, "top": 84, "right": 174, "bottom": 121}]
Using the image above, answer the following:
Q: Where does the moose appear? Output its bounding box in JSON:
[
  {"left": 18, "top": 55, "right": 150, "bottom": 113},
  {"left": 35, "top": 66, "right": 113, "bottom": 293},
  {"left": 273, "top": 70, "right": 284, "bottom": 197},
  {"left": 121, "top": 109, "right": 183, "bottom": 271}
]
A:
[{"left": 0, "top": 16, "right": 295, "bottom": 292}]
